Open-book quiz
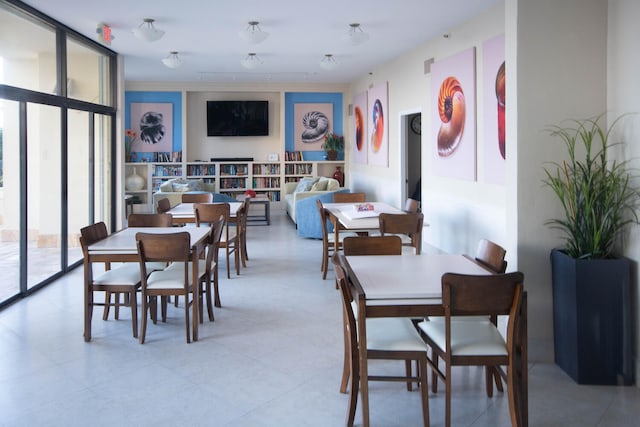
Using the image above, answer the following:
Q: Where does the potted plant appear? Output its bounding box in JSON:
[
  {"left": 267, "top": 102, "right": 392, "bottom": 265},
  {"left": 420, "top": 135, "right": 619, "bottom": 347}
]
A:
[
  {"left": 542, "top": 114, "right": 638, "bottom": 385},
  {"left": 322, "top": 132, "right": 344, "bottom": 160}
]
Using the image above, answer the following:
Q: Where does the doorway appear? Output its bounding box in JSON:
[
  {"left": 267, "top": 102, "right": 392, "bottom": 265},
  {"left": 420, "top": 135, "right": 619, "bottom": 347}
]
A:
[{"left": 402, "top": 112, "right": 422, "bottom": 205}]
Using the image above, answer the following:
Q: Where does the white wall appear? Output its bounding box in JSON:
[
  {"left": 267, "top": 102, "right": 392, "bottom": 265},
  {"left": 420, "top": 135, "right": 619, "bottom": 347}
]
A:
[
  {"left": 607, "top": 0, "right": 640, "bottom": 386},
  {"left": 345, "top": 0, "right": 639, "bottom": 371}
]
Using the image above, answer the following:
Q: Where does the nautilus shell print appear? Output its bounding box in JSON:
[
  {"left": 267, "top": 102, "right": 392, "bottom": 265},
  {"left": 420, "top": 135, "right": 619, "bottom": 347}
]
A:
[
  {"left": 495, "top": 61, "right": 506, "bottom": 159},
  {"left": 301, "top": 111, "right": 330, "bottom": 143},
  {"left": 370, "top": 99, "right": 384, "bottom": 153},
  {"left": 354, "top": 106, "right": 364, "bottom": 151},
  {"left": 436, "top": 77, "right": 466, "bottom": 157}
]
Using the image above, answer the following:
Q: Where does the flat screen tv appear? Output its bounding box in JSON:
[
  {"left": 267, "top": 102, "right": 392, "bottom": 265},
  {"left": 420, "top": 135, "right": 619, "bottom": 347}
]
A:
[{"left": 206, "top": 100, "right": 269, "bottom": 136}]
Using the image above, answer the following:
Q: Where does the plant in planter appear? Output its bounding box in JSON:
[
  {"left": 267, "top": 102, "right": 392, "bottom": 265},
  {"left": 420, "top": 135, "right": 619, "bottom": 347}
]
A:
[
  {"left": 322, "top": 132, "right": 344, "bottom": 160},
  {"left": 542, "top": 114, "right": 639, "bottom": 385}
]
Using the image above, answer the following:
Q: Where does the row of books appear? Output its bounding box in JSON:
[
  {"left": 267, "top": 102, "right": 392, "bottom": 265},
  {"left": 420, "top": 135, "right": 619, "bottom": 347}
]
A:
[
  {"left": 284, "top": 151, "right": 305, "bottom": 161},
  {"left": 153, "top": 151, "right": 182, "bottom": 162},
  {"left": 252, "top": 177, "right": 281, "bottom": 188},
  {"left": 252, "top": 164, "right": 281, "bottom": 175}
]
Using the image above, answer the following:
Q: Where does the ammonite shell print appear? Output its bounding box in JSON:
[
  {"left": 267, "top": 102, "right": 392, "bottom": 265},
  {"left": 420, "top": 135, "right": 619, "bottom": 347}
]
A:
[
  {"left": 301, "top": 111, "right": 330, "bottom": 143},
  {"left": 436, "top": 76, "right": 465, "bottom": 157},
  {"left": 495, "top": 61, "right": 506, "bottom": 159},
  {"left": 370, "top": 99, "right": 384, "bottom": 153},
  {"left": 354, "top": 106, "right": 364, "bottom": 151}
]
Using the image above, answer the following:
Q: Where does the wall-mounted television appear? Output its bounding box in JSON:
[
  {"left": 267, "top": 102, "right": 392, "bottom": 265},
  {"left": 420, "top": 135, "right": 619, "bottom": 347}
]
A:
[{"left": 206, "top": 100, "right": 269, "bottom": 136}]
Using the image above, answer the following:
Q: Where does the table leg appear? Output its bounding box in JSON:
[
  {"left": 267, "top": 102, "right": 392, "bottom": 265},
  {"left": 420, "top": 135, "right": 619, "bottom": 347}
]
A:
[
  {"left": 83, "top": 265, "right": 92, "bottom": 342},
  {"left": 192, "top": 246, "right": 199, "bottom": 342}
]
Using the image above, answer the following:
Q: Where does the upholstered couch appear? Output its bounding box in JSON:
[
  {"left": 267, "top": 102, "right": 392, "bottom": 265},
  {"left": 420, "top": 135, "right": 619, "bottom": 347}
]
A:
[
  {"left": 284, "top": 177, "right": 342, "bottom": 224},
  {"left": 152, "top": 178, "right": 235, "bottom": 211}
]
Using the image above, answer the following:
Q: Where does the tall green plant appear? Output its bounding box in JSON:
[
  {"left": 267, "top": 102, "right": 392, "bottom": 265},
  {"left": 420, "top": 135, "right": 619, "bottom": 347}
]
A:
[{"left": 543, "top": 114, "right": 639, "bottom": 259}]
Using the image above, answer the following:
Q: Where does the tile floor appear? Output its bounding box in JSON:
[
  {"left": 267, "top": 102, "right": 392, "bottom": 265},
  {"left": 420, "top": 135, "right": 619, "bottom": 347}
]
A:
[{"left": 1, "top": 211, "right": 639, "bottom": 426}]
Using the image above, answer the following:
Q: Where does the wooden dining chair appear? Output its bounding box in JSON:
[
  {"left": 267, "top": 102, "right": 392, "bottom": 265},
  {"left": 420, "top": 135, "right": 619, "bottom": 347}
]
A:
[
  {"left": 430, "top": 239, "right": 508, "bottom": 397},
  {"left": 182, "top": 192, "right": 213, "bottom": 203},
  {"left": 156, "top": 197, "right": 171, "bottom": 214},
  {"left": 471, "top": 238, "right": 508, "bottom": 273},
  {"left": 404, "top": 198, "right": 420, "bottom": 213},
  {"left": 236, "top": 197, "right": 251, "bottom": 267},
  {"left": 194, "top": 202, "right": 239, "bottom": 278},
  {"left": 317, "top": 199, "right": 358, "bottom": 279},
  {"left": 194, "top": 203, "right": 230, "bottom": 311},
  {"left": 135, "top": 231, "right": 197, "bottom": 344},
  {"left": 417, "top": 272, "right": 524, "bottom": 427},
  {"left": 127, "top": 213, "right": 173, "bottom": 227},
  {"left": 79, "top": 222, "right": 141, "bottom": 340},
  {"left": 342, "top": 235, "right": 402, "bottom": 256},
  {"left": 378, "top": 212, "right": 424, "bottom": 254},
  {"left": 332, "top": 254, "right": 430, "bottom": 427},
  {"left": 333, "top": 192, "right": 366, "bottom": 203}
]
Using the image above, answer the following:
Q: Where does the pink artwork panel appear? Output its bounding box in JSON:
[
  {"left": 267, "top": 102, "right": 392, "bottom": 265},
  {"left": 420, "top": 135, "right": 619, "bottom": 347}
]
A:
[
  {"left": 130, "top": 102, "right": 173, "bottom": 153},
  {"left": 367, "top": 82, "right": 389, "bottom": 167},
  {"left": 430, "top": 47, "right": 476, "bottom": 181},
  {"left": 352, "top": 91, "right": 368, "bottom": 164},
  {"left": 483, "top": 34, "right": 506, "bottom": 184}
]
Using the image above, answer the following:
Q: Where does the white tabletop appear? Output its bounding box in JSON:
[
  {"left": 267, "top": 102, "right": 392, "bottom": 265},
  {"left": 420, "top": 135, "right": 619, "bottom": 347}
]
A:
[
  {"left": 87, "top": 226, "right": 210, "bottom": 254},
  {"left": 345, "top": 254, "right": 492, "bottom": 300},
  {"left": 324, "top": 202, "right": 405, "bottom": 230},
  {"left": 167, "top": 202, "right": 241, "bottom": 220}
]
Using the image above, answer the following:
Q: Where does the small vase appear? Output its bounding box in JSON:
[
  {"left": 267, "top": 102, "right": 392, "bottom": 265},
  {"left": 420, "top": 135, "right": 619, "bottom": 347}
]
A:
[
  {"left": 326, "top": 150, "right": 338, "bottom": 161},
  {"left": 125, "top": 167, "right": 145, "bottom": 191},
  {"left": 333, "top": 166, "right": 344, "bottom": 187}
]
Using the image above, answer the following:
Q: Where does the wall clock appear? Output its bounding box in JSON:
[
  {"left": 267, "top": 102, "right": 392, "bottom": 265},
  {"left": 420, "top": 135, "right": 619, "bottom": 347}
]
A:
[{"left": 411, "top": 115, "right": 421, "bottom": 135}]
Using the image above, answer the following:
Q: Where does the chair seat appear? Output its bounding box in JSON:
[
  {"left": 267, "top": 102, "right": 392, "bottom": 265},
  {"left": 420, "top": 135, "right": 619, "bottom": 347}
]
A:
[
  {"left": 147, "top": 267, "right": 194, "bottom": 290},
  {"left": 417, "top": 319, "right": 507, "bottom": 356},
  {"left": 93, "top": 263, "right": 140, "bottom": 285},
  {"left": 367, "top": 317, "right": 430, "bottom": 352},
  {"left": 165, "top": 259, "right": 211, "bottom": 275},
  {"left": 145, "top": 261, "right": 168, "bottom": 272}
]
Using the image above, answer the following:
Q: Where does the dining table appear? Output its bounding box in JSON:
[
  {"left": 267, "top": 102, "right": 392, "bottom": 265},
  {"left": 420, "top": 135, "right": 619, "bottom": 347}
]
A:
[
  {"left": 167, "top": 201, "right": 242, "bottom": 225},
  {"left": 343, "top": 253, "right": 528, "bottom": 427},
  {"left": 85, "top": 226, "right": 211, "bottom": 342},
  {"left": 323, "top": 202, "right": 406, "bottom": 252}
]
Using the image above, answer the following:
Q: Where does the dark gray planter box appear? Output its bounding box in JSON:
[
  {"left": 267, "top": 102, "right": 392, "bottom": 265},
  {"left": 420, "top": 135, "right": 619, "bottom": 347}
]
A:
[{"left": 551, "top": 249, "right": 633, "bottom": 385}]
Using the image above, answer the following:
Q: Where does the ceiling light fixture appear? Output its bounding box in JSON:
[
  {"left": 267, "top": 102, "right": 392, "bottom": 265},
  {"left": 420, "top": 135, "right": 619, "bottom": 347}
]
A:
[
  {"left": 239, "top": 21, "right": 269, "bottom": 44},
  {"left": 241, "top": 53, "right": 263, "bottom": 70},
  {"left": 162, "top": 51, "right": 183, "bottom": 69},
  {"left": 345, "top": 23, "right": 370, "bottom": 46},
  {"left": 132, "top": 18, "right": 165, "bottom": 42},
  {"left": 319, "top": 54, "right": 338, "bottom": 71}
]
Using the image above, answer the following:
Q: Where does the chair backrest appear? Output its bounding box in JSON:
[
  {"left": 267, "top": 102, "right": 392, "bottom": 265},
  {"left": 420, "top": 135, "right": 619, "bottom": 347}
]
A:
[
  {"left": 182, "top": 192, "right": 213, "bottom": 203},
  {"left": 475, "top": 239, "right": 507, "bottom": 273},
  {"left": 404, "top": 198, "right": 420, "bottom": 213},
  {"left": 343, "top": 235, "right": 402, "bottom": 255},
  {"left": 127, "top": 213, "right": 173, "bottom": 227},
  {"left": 80, "top": 222, "right": 108, "bottom": 249},
  {"left": 441, "top": 272, "right": 524, "bottom": 352},
  {"left": 157, "top": 197, "right": 171, "bottom": 213},
  {"left": 378, "top": 212, "right": 424, "bottom": 254},
  {"left": 194, "top": 203, "right": 230, "bottom": 225},
  {"left": 333, "top": 192, "right": 366, "bottom": 203},
  {"left": 331, "top": 254, "right": 357, "bottom": 345},
  {"left": 136, "top": 232, "right": 191, "bottom": 275},
  {"left": 316, "top": 199, "right": 330, "bottom": 245}
]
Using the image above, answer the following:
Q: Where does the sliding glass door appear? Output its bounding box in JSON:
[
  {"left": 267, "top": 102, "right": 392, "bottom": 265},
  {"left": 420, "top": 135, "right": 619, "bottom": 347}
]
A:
[{"left": 0, "top": 0, "right": 117, "bottom": 307}]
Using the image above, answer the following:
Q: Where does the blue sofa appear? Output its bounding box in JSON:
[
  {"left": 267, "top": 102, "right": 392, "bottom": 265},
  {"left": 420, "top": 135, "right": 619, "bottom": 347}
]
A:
[{"left": 295, "top": 190, "right": 348, "bottom": 239}]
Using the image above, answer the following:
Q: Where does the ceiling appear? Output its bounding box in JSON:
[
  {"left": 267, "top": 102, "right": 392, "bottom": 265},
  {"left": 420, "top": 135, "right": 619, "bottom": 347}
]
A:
[{"left": 19, "top": 0, "right": 499, "bottom": 84}]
